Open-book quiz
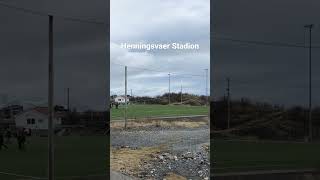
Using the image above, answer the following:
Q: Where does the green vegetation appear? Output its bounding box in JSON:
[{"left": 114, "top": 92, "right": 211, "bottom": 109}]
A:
[
  {"left": 121, "top": 92, "right": 208, "bottom": 106},
  {"left": 213, "top": 98, "right": 320, "bottom": 140},
  {"left": 0, "top": 136, "right": 107, "bottom": 179},
  {"left": 213, "top": 139, "right": 320, "bottom": 173},
  {"left": 111, "top": 104, "right": 209, "bottom": 120}
]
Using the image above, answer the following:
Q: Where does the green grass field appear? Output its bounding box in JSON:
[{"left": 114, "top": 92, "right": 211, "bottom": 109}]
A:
[
  {"left": 213, "top": 139, "right": 320, "bottom": 173},
  {"left": 0, "top": 136, "right": 107, "bottom": 179},
  {"left": 111, "top": 104, "right": 209, "bottom": 120}
]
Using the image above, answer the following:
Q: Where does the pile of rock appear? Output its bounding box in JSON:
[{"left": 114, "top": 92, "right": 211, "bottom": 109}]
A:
[
  {"left": 142, "top": 150, "right": 209, "bottom": 179},
  {"left": 155, "top": 152, "right": 179, "bottom": 162}
]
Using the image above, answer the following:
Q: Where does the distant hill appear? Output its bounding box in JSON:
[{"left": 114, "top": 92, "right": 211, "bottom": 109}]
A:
[
  {"left": 212, "top": 97, "right": 320, "bottom": 140},
  {"left": 128, "top": 93, "right": 208, "bottom": 106}
]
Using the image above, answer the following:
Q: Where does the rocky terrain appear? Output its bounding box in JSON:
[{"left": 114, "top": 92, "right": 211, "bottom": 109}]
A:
[{"left": 110, "top": 121, "right": 210, "bottom": 180}]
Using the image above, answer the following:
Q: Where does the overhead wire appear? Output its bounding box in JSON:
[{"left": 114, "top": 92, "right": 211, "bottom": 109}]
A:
[
  {"left": 0, "top": 1, "right": 107, "bottom": 25},
  {"left": 212, "top": 36, "right": 320, "bottom": 48},
  {"left": 111, "top": 62, "right": 206, "bottom": 77}
]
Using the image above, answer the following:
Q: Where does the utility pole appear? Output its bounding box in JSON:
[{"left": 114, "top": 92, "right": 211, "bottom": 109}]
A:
[
  {"left": 305, "top": 24, "right": 314, "bottom": 142},
  {"left": 10, "top": 103, "right": 13, "bottom": 122},
  {"left": 67, "top": 88, "right": 70, "bottom": 111},
  {"left": 124, "top": 66, "right": 128, "bottom": 129},
  {"left": 130, "top": 89, "right": 133, "bottom": 104},
  {"left": 48, "top": 15, "right": 54, "bottom": 180},
  {"left": 180, "top": 80, "right": 183, "bottom": 104},
  {"left": 168, "top": 73, "right": 171, "bottom": 105},
  {"left": 67, "top": 87, "right": 70, "bottom": 130},
  {"left": 226, "top": 77, "right": 230, "bottom": 129},
  {"left": 205, "top": 69, "right": 208, "bottom": 106}
]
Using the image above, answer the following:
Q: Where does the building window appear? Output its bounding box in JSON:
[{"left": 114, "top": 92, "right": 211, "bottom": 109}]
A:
[
  {"left": 27, "top": 118, "right": 35, "bottom": 124},
  {"left": 38, "top": 119, "right": 43, "bottom": 123}
]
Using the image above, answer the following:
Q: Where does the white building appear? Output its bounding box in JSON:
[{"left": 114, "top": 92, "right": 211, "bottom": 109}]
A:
[
  {"left": 14, "top": 107, "right": 63, "bottom": 130},
  {"left": 114, "top": 96, "right": 129, "bottom": 104}
]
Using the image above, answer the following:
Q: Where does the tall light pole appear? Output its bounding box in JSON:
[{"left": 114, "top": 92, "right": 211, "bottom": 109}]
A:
[
  {"left": 48, "top": 15, "right": 54, "bottom": 180},
  {"left": 180, "top": 80, "right": 183, "bottom": 104},
  {"left": 226, "top": 77, "right": 230, "bottom": 129},
  {"left": 205, "top": 69, "right": 208, "bottom": 106},
  {"left": 67, "top": 88, "right": 70, "bottom": 111},
  {"left": 124, "top": 66, "right": 127, "bottom": 129},
  {"left": 168, "top": 73, "right": 171, "bottom": 104},
  {"left": 304, "top": 24, "right": 314, "bottom": 142}
]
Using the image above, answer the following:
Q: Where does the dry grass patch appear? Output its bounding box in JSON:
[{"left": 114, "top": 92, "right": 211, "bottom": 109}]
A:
[
  {"left": 202, "top": 143, "right": 210, "bottom": 152},
  {"left": 160, "top": 120, "right": 207, "bottom": 128},
  {"left": 164, "top": 173, "right": 187, "bottom": 180},
  {"left": 110, "top": 120, "right": 156, "bottom": 129},
  {"left": 111, "top": 119, "right": 208, "bottom": 129},
  {"left": 111, "top": 146, "right": 165, "bottom": 176}
]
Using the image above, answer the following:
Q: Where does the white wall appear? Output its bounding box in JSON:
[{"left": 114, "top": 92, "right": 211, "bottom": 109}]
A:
[
  {"left": 115, "top": 96, "right": 129, "bottom": 104},
  {"left": 15, "top": 110, "right": 61, "bottom": 130}
]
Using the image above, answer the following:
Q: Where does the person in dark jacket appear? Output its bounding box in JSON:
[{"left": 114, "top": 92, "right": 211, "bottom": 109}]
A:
[
  {"left": 0, "top": 131, "right": 8, "bottom": 150},
  {"left": 16, "top": 129, "right": 26, "bottom": 151},
  {"left": 5, "top": 128, "right": 12, "bottom": 144}
]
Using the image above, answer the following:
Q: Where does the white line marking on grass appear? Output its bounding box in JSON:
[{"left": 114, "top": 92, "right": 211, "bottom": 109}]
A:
[
  {"left": 0, "top": 171, "right": 107, "bottom": 180},
  {"left": 0, "top": 171, "right": 46, "bottom": 179}
]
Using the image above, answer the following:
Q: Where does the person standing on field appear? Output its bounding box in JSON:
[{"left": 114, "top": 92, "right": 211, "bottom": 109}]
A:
[
  {"left": 17, "top": 129, "right": 26, "bottom": 151},
  {"left": 5, "top": 128, "right": 12, "bottom": 144},
  {"left": 0, "top": 131, "right": 8, "bottom": 150}
]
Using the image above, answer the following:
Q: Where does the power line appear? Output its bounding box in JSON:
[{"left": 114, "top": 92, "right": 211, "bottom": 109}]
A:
[
  {"left": 0, "top": 1, "right": 106, "bottom": 25},
  {"left": 111, "top": 62, "right": 164, "bottom": 73},
  {"left": 213, "top": 37, "right": 307, "bottom": 48},
  {"left": 111, "top": 62, "right": 205, "bottom": 77},
  {"left": 173, "top": 73, "right": 205, "bottom": 78},
  {"left": 213, "top": 36, "right": 320, "bottom": 48}
]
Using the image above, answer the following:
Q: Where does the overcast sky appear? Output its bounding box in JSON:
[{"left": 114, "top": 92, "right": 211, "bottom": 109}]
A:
[
  {"left": 110, "top": 0, "right": 210, "bottom": 97},
  {"left": 0, "top": 0, "right": 107, "bottom": 111},
  {"left": 4, "top": 0, "right": 317, "bottom": 110},
  {"left": 213, "top": 0, "right": 320, "bottom": 107}
]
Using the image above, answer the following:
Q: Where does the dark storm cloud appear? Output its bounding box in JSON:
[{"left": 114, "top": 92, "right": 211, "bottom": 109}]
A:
[
  {"left": 212, "top": 0, "right": 320, "bottom": 106},
  {"left": 0, "top": 0, "right": 107, "bottom": 110}
]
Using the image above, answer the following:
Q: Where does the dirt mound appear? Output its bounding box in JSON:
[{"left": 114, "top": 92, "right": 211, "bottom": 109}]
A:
[{"left": 213, "top": 112, "right": 305, "bottom": 140}]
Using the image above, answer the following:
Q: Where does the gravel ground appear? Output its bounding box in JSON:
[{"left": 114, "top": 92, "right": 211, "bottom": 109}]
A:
[
  {"left": 111, "top": 126, "right": 210, "bottom": 179},
  {"left": 111, "top": 127, "right": 209, "bottom": 152}
]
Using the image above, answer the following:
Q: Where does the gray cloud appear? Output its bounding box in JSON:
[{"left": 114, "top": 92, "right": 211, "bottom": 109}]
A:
[
  {"left": 111, "top": 0, "right": 210, "bottom": 97},
  {"left": 212, "top": 0, "right": 320, "bottom": 107},
  {"left": 0, "top": 0, "right": 107, "bottom": 110}
]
